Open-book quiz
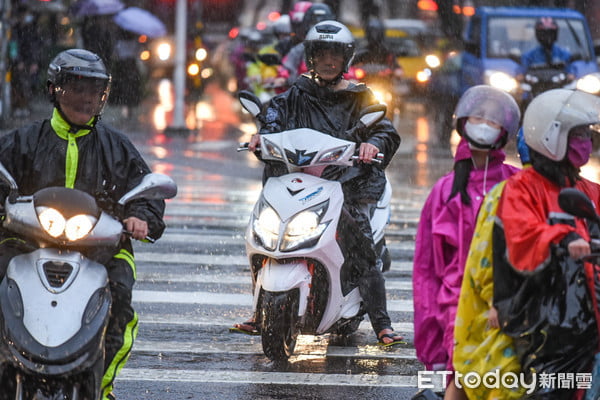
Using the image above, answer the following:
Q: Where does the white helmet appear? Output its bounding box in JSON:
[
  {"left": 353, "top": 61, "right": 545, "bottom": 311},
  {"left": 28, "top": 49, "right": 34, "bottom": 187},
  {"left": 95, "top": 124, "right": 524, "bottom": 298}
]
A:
[
  {"left": 453, "top": 85, "right": 521, "bottom": 149},
  {"left": 304, "top": 20, "right": 355, "bottom": 73},
  {"left": 523, "top": 89, "right": 600, "bottom": 161}
]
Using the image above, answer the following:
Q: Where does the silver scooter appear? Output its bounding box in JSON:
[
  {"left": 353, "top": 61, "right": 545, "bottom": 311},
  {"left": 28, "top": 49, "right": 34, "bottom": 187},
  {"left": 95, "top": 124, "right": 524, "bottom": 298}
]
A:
[{"left": 0, "top": 163, "right": 176, "bottom": 400}]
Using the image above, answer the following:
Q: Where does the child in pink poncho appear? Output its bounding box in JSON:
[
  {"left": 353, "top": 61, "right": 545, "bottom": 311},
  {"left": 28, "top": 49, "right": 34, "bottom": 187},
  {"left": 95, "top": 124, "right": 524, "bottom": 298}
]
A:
[{"left": 412, "top": 85, "right": 521, "bottom": 400}]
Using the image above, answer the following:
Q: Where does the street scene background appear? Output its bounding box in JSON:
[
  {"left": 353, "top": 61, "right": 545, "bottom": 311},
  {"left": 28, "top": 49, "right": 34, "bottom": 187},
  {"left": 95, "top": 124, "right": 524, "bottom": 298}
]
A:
[{"left": 1, "top": 0, "right": 600, "bottom": 399}]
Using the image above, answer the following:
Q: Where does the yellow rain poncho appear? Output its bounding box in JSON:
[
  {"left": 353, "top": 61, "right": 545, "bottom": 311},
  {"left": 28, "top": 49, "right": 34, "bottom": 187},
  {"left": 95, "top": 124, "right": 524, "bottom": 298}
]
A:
[{"left": 453, "top": 181, "right": 525, "bottom": 400}]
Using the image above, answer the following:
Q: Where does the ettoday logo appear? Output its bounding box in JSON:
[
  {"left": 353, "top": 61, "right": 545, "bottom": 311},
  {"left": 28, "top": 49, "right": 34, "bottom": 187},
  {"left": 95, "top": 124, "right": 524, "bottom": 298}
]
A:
[{"left": 418, "top": 370, "right": 537, "bottom": 394}]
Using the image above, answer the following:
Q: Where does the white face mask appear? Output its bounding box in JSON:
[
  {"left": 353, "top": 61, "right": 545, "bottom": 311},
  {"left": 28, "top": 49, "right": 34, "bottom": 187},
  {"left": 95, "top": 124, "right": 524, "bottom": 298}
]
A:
[{"left": 464, "top": 121, "right": 502, "bottom": 147}]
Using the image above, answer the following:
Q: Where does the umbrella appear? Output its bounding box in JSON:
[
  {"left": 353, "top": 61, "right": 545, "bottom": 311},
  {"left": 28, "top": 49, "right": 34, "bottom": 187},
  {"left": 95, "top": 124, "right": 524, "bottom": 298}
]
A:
[
  {"left": 113, "top": 7, "right": 167, "bottom": 38},
  {"left": 70, "top": 0, "right": 124, "bottom": 17}
]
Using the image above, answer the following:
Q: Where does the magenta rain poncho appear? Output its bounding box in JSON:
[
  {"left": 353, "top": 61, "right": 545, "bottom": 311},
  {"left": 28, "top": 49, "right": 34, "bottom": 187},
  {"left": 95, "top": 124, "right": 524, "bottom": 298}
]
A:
[{"left": 412, "top": 138, "right": 519, "bottom": 371}]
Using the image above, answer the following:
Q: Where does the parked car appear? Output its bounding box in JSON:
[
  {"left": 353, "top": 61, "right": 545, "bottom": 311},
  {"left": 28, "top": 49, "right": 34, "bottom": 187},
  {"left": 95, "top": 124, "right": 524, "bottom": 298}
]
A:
[{"left": 426, "top": 6, "right": 600, "bottom": 141}]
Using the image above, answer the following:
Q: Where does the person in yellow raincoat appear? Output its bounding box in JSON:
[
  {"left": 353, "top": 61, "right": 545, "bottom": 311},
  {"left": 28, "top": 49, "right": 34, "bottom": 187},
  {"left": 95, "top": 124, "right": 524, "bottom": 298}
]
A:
[
  {"left": 246, "top": 43, "right": 282, "bottom": 103},
  {"left": 453, "top": 181, "right": 526, "bottom": 400}
]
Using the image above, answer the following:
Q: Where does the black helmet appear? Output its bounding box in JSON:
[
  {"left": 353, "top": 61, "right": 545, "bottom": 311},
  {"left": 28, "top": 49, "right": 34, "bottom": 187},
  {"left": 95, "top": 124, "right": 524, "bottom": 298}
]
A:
[
  {"left": 301, "top": 3, "right": 335, "bottom": 38},
  {"left": 47, "top": 49, "right": 111, "bottom": 117},
  {"left": 535, "top": 17, "right": 558, "bottom": 48},
  {"left": 365, "top": 17, "right": 385, "bottom": 45}
]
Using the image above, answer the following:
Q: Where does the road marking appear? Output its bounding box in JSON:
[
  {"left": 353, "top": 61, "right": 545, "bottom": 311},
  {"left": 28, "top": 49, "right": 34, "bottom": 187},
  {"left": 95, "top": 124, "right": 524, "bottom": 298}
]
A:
[
  {"left": 137, "top": 314, "right": 415, "bottom": 333},
  {"left": 134, "top": 252, "right": 416, "bottom": 272},
  {"left": 117, "top": 368, "right": 428, "bottom": 388},
  {"left": 132, "top": 339, "right": 417, "bottom": 359},
  {"left": 132, "top": 290, "right": 414, "bottom": 312},
  {"left": 135, "top": 271, "right": 413, "bottom": 290}
]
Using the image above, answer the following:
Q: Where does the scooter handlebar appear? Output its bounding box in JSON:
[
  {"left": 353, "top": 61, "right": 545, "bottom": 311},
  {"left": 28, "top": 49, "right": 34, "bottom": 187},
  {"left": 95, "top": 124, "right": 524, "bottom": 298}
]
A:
[{"left": 351, "top": 152, "right": 384, "bottom": 164}]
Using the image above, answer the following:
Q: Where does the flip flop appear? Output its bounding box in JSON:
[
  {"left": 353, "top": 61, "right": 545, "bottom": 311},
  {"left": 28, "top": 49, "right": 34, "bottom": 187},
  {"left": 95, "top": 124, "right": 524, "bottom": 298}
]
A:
[
  {"left": 377, "top": 332, "right": 406, "bottom": 347},
  {"left": 229, "top": 321, "right": 261, "bottom": 336}
]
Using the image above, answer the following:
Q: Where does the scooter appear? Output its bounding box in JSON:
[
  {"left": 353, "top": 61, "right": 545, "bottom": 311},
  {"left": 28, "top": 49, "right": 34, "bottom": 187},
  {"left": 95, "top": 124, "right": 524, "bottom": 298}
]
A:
[
  {"left": 0, "top": 164, "right": 177, "bottom": 400},
  {"left": 238, "top": 91, "right": 392, "bottom": 361},
  {"left": 520, "top": 61, "right": 572, "bottom": 113}
]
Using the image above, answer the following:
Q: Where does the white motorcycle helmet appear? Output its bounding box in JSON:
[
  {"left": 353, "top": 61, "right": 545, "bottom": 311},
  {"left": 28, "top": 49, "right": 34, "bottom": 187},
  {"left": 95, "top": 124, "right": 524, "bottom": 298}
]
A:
[
  {"left": 453, "top": 85, "right": 521, "bottom": 149},
  {"left": 523, "top": 89, "right": 600, "bottom": 161},
  {"left": 304, "top": 20, "right": 355, "bottom": 76}
]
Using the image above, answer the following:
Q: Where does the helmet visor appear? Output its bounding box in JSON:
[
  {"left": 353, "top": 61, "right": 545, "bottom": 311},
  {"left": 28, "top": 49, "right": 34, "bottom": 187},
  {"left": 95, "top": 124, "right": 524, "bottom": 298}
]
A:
[
  {"left": 54, "top": 75, "right": 111, "bottom": 119},
  {"left": 454, "top": 85, "right": 520, "bottom": 137}
]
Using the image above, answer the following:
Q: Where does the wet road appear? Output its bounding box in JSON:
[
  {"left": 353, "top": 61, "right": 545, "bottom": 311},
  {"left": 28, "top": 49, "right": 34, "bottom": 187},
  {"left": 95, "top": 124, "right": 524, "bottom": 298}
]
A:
[{"left": 1, "top": 83, "right": 523, "bottom": 400}]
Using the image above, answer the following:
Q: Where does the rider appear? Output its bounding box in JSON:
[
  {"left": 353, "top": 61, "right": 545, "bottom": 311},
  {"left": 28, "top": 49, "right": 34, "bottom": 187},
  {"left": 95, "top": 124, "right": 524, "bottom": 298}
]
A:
[
  {"left": 235, "top": 20, "right": 403, "bottom": 346},
  {"left": 519, "top": 17, "right": 575, "bottom": 79},
  {"left": 278, "top": 2, "right": 337, "bottom": 88},
  {"left": 353, "top": 16, "right": 403, "bottom": 78},
  {"left": 0, "top": 49, "right": 166, "bottom": 400},
  {"left": 413, "top": 85, "right": 521, "bottom": 400},
  {"left": 494, "top": 89, "right": 600, "bottom": 399}
]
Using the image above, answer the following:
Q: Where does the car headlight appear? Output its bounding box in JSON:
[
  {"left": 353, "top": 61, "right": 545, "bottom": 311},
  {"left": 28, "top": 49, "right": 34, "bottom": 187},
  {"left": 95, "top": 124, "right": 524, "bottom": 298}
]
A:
[
  {"left": 425, "top": 54, "right": 441, "bottom": 69},
  {"left": 576, "top": 73, "right": 600, "bottom": 95},
  {"left": 156, "top": 42, "right": 172, "bottom": 61},
  {"left": 280, "top": 201, "right": 329, "bottom": 252},
  {"left": 485, "top": 70, "right": 518, "bottom": 93},
  {"left": 36, "top": 206, "right": 97, "bottom": 240},
  {"left": 369, "top": 87, "right": 389, "bottom": 105},
  {"left": 416, "top": 68, "right": 432, "bottom": 83},
  {"left": 253, "top": 201, "right": 280, "bottom": 251},
  {"left": 317, "top": 146, "right": 350, "bottom": 163},
  {"left": 263, "top": 138, "right": 283, "bottom": 160}
]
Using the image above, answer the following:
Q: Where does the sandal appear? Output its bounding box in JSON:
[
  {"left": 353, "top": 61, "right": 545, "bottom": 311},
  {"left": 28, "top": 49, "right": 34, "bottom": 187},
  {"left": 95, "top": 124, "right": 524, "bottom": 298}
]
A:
[
  {"left": 377, "top": 329, "right": 405, "bottom": 347},
  {"left": 229, "top": 320, "right": 261, "bottom": 336}
]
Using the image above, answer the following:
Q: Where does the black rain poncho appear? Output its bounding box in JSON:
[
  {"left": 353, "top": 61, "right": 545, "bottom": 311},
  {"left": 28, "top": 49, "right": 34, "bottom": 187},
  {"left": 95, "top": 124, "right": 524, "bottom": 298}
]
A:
[
  {"left": 258, "top": 74, "right": 401, "bottom": 203},
  {"left": 0, "top": 118, "right": 165, "bottom": 242}
]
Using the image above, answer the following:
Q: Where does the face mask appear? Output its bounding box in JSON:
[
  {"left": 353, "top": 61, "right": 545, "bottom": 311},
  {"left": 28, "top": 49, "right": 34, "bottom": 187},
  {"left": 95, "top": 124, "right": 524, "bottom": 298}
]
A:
[
  {"left": 464, "top": 121, "right": 502, "bottom": 147},
  {"left": 567, "top": 136, "right": 592, "bottom": 168}
]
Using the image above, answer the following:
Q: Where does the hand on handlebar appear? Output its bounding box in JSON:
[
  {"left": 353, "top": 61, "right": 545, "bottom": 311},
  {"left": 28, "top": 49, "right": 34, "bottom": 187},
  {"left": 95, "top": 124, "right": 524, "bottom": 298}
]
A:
[
  {"left": 248, "top": 134, "right": 261, "bottom": 152},
  {"left": 123, "top": 216, "right": 148, "bottom": 241},
  {"left": 568, "top": 238, "right": 591, "bottom": 260},
  {"left": 357, "top": 142, "right": 381, "bottom": 164}
]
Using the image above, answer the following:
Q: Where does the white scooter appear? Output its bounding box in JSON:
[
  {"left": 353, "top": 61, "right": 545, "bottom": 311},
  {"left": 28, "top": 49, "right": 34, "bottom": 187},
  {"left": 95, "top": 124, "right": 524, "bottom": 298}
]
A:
[
  {"left": 238, "top": 91, "right": 392, "bottom": 361},
  {"left": 0, "top": 163, "right": 177, "bottom": 400}
]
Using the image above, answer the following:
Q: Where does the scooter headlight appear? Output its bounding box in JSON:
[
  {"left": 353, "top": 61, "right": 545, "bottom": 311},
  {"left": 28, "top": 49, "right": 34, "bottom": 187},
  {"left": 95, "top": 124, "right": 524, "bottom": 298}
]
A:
[
  {"left": 485, "top": 70, "right": 518, "bottom": 93},
  {"left": 281, "top": 201, "right": 329, "bottom": 252},
  {"left": 37, "top": 207, "right": 66, "bottom": 238},
  {"left": 65, "top": 214, "right": 97, "bottom": 241},
  {"left": 263, "top": 138, "right": 283, "bottom": 160},
  {"left": 576, "top": 73, "right": 600, "bottom": 95},
  {"left": 317, "top": 146, "right": 350, "bottom": 163},
  {"left": 36, "top": 207, "right": 97, "bottom": 241},
  {"left": 253, "top": 201, "right": 281, "bottom": 251}
]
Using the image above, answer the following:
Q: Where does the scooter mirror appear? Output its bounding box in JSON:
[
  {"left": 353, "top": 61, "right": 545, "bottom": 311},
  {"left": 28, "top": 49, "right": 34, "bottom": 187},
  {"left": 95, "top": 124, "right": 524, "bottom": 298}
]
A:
[
  {"left": 558, "top": 187, "right": 600, "bottom": 222},
  {"left": 359, "top": 104, "right": 387, "bottom": 127},
  {"left": 0, "top": 161, "right": 19, "bottom": 203},
  {"left": 238, "top": 90, "right": 262, "bottom": 117},
  {"left": 118, "top": 173, "right": 178, "bottom": 206}
]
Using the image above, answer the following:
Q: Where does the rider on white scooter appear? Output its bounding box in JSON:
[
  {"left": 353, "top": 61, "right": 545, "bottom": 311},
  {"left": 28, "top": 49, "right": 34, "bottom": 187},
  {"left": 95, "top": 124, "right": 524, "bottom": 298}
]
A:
[
  {"left": 232, "top": 20, "right": 403, "bottom": 346},
  {"left": 0, "top": 49, "right": 167, "bottom": 400}
]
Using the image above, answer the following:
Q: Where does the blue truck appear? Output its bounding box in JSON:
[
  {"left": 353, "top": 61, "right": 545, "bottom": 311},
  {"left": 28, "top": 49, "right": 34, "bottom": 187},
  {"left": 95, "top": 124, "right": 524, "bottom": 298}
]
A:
[{"left": 427, "top": 6, "right": 600, "bottom": 141}]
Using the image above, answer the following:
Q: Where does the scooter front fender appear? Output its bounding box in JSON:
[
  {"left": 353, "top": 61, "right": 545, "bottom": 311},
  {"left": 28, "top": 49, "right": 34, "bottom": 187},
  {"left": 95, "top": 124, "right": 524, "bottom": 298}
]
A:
[{"left": 254, "top": 259, "right": 311, "bottom": 317}]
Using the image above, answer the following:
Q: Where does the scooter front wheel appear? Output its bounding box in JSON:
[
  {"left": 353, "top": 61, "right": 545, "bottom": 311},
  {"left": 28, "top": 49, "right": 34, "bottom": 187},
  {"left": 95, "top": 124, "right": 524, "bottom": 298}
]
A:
[{"left": 260, "top": 289, "right": 300, "bottom": 362}]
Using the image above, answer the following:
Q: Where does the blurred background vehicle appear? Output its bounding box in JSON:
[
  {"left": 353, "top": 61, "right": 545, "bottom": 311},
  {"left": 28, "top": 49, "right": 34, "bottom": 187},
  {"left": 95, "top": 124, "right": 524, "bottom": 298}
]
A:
[
  {"left": 351, "top": 18, "right": 445, "bottom": 100},
  {"left": 426, "top": 5, "right": 600, "bottom": 142}
]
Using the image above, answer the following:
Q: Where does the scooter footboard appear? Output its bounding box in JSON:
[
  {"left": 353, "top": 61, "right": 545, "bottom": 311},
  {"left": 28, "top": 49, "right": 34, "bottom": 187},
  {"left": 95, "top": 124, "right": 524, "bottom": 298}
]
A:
[{"left": 254, "top": 259, "right": 311, "bottom": 317}]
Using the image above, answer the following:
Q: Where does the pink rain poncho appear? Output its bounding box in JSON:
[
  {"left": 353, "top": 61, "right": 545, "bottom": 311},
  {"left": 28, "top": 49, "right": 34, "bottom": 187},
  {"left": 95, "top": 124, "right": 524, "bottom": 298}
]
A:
[{"left": 412, "top": 138, "right": 519, "bottom": 371}]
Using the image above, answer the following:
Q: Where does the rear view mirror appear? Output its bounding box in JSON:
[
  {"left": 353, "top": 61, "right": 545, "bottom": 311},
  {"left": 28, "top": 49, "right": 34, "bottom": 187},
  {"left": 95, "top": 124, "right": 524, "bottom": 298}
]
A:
[
  {"left": 118, "top": 173, "right": 178, "bottom": 206},
  {"left": 558, "top": 188, "right": 600, "bottom": 223},
  {"left": 238, "top": 90, "right": 263, "bottom": 117},
  {"left": 359, "top": 104, "right": 387, "bottom": 127}
]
